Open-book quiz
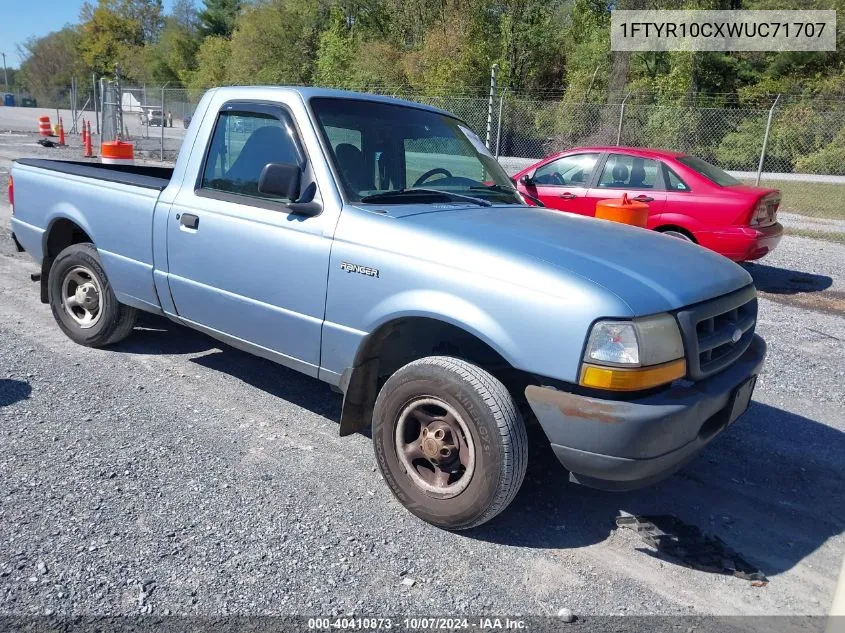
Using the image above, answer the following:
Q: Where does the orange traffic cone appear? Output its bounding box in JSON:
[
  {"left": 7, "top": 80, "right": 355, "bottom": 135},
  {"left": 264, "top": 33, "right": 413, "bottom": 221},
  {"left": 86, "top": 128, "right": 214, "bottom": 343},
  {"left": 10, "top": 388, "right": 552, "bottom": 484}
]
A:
[
  {"left": 84, "top": 121, "right": 93, "bottom": 158},
  {"left": 58, "top": 118, "right": 66, "bottom": 146},
  {"left": 81, "top": 119, "right": 87, "bottom": 145}
]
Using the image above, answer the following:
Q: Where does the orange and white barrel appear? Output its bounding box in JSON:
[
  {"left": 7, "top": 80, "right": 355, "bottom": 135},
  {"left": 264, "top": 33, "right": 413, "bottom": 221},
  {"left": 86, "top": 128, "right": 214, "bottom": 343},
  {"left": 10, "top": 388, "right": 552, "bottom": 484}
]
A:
[
  {"left": 100, "top": 141, "right": 134, "bottom": 165},
  {"left": 38, "top": 116, "right": 52, "bottom": 137}
]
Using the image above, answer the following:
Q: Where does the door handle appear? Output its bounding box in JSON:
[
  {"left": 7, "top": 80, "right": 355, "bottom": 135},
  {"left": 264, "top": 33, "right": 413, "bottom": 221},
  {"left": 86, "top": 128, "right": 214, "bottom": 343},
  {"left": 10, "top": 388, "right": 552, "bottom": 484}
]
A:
[
  {"left": 559, "top": 192, "right": 577, "bottom": 200},
  {"left": 179, "top": 213, "right": 199, "bottom": 229},
  {"left": 633, "top": 195, "right": 654, "bottom": 203}
]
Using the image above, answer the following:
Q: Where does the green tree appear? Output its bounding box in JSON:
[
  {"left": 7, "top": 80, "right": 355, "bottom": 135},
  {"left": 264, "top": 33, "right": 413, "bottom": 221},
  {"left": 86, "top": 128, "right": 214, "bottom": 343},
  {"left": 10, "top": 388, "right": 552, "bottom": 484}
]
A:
[
  {"left": 18, "top": 27, "right": 84, "bottom": 104},
  {"left": 403, "top": 5, "right": 492, "bottom": 95},
  {"left": 198, "top": 0, "right": 241, "bottom": 38},
  {"left": 226, "top": 0, "right": 322, "bottom": 86},
  {"left": 156, "top": 16, "right": 200, "bottom": 82},
  {"left": 188, "top": 35, "right": 230, "bottom": 90},
  {"left": 79, "top": 3, "right": 144, "bottom": 76},
  {"left": 314, "top": 8, "right": 356, "bottom": 88}
]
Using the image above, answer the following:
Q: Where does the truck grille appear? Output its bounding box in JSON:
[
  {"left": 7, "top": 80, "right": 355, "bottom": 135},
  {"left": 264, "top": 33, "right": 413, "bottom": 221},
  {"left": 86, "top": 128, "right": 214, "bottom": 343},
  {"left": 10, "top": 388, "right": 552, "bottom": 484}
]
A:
[{"left": 675, "top": 285, "right": 758, "bottom": 381}]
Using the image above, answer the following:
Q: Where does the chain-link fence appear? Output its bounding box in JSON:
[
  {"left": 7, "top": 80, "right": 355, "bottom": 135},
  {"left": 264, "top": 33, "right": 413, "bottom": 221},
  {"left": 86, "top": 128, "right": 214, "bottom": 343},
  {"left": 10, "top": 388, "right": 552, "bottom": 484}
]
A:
[
  {"left": 87, "top": 81, "right": 845, "bottom": 179},
  {"left": 425, "top": 93, "right": 845, "bottom": 179}
]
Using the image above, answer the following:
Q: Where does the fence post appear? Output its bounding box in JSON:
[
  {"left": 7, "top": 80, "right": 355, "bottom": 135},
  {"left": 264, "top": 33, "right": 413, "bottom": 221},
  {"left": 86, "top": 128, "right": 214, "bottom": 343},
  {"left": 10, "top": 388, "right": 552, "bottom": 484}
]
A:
[
  {"left": 756, "top": 94, "right": 780, "bottom": 186},
  {"left": 93, "top": 74, "right": 99, "bottom": 135},
  {"left": 495, "top": 91, "right": 505, "bottom": 158},
  {"left": 485, "top": 63, "right": 499, "bottom": 150},
  {"left": 161, "top": 83, "right": 169, "bottom": 162},
  {"left": 616, "top": 93, "right": 629, "bottom": 146}
]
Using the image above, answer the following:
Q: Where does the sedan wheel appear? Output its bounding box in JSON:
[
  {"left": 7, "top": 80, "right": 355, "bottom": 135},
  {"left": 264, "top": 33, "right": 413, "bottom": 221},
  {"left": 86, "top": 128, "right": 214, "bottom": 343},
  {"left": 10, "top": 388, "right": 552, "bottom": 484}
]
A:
[{"left": 661, "top": 229, "right": 694, "bottom": 242}]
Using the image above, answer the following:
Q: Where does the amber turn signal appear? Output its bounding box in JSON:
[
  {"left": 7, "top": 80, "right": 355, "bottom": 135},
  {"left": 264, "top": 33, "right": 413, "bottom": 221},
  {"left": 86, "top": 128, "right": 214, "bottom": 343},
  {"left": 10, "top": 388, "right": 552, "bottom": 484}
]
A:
[{"left": 579, "top": 358, "right": 687, "bottom": 391}]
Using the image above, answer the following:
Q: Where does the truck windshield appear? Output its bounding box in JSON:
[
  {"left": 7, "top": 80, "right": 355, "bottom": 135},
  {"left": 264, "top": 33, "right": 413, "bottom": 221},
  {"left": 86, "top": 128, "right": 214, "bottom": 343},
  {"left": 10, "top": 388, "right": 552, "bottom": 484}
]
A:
[{"left": 310, "top": 97, "right": 522, "bottom": 205}]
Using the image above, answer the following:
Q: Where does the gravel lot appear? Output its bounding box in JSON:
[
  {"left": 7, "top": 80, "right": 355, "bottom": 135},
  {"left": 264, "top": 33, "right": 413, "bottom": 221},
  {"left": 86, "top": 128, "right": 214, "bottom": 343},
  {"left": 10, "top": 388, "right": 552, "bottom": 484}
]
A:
[{"left": 0, "top": 130, "right": 843, "bottom": 625}]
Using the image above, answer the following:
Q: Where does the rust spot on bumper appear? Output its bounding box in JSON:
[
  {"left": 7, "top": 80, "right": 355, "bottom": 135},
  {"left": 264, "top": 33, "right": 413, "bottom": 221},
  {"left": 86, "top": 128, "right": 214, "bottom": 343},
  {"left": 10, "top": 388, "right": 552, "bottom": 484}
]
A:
[{"left": 525, "top": 385, "right": 626, "bottom": 424}]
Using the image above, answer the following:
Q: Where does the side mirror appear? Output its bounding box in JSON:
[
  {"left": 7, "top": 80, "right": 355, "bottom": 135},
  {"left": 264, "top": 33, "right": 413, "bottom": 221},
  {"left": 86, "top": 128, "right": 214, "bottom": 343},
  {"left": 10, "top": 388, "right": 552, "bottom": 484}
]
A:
[
  {"left": 519, "top": 173, "right": 533, "bottom": 186},
  {"left": 258, "top": 162, "right": 301, "bottom": 200}
]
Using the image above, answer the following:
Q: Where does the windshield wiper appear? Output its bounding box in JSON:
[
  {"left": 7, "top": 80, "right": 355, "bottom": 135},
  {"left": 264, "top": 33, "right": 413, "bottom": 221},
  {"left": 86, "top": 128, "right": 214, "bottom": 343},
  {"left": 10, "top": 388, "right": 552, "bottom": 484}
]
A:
[
  {"left": 468, "top": 183, "right": 544, "bottom": 207},
  {"left": 359, "top": 188, "right": 492, "bottom": 207}
]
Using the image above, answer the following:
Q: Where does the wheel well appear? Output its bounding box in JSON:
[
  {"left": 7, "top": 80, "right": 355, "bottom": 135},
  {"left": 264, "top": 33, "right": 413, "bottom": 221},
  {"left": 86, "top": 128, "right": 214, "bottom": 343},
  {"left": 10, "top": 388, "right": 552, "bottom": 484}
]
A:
[
  {"left": 338, "top": 317, "right": 527, "bottom": 436},
  {"left": 46, "top": 219, "right": 92, "bottom": 258},
  {"left": 656, "top": 224, "right": 697, "bottom": 243},
  {"left": 40, "top": 219, "right": 93, "bottom": 303}
]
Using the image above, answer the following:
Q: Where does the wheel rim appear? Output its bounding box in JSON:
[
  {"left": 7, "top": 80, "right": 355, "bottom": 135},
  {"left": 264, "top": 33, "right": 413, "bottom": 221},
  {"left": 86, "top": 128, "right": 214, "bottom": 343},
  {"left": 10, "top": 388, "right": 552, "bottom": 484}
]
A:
[
  {"left": 61, "top": 265, "right": 103, "bottom": 329},
  {"left": 394, "top": 397, "right": 476, "bottom": 499},
  {"left": 662, "top": 230, "right": 692, "bottom": 242}
]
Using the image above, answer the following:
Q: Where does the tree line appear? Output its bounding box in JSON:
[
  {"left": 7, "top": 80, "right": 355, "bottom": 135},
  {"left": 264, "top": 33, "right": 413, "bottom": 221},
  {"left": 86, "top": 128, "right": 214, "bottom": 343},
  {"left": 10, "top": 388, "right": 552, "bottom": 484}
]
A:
[
  {"left": 8, "top": 0, "right": 845, "bottom": 174},
  {"left": 11, "top": 0, "right": 845, "bottom": 106}
]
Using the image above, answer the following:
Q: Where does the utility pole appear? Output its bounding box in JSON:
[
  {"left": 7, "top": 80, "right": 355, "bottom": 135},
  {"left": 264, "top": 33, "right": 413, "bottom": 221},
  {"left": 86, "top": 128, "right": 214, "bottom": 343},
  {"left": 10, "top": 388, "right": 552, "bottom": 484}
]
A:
[{"left": 1, "top": 52, "right": 8, "bottom": 93}]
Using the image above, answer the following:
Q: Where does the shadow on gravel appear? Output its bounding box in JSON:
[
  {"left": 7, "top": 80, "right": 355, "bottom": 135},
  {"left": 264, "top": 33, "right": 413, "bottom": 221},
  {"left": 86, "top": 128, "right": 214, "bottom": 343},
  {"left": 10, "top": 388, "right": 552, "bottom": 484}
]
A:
[
  {"left": 190, "top": 345, "right": 342, "bottom": 422},
  {"left": 743, "top": 262, "right": 832, "bottom": 294},
  {"left": 108, "top": 313, "right": 343, "bottom": 419},
  {"left": 468, "top": 402, "right": 845, "bottom": 578},
  {"left": 0, "top": 378, "right": 32, "bottom": 407},
  {"left": 110, "top": 313, "right": 217, "bottom": 355}
]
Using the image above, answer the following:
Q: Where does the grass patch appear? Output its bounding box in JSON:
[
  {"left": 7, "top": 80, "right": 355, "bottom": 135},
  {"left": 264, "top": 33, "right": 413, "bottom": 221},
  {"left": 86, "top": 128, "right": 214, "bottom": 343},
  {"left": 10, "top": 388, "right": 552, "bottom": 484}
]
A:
[
  {"left": 742, "top": 179, "right": 845, "bottom": 221},
  {"left": 786, "top": 227, "right": 845, "bottom": 245}
]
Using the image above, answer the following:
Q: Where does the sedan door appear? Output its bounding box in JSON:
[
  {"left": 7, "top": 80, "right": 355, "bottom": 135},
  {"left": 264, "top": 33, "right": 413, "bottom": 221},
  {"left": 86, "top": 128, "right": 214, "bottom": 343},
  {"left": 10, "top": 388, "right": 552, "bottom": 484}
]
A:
[
  {"left": 519, "top": 153, "right": 601, "bottom": 215},
  {"left": 584, "top": 153, "right": 667, "bottom": 221},
  {"left": 165, "top": 101, "right": 331, "bottom": 377}
]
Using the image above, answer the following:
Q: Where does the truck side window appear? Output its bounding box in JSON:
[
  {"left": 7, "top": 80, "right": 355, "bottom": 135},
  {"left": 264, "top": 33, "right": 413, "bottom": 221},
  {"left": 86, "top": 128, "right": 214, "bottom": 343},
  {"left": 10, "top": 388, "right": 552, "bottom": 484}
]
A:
[{"left": 201, "top": 110, "right": 301, "bottom": 200}]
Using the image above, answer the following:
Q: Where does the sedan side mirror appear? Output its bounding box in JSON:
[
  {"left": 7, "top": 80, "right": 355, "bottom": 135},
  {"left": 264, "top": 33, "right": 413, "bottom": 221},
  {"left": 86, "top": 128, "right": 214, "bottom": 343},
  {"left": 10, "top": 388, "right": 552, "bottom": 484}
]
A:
[
  {"left": 519, "top": 173, "right": 533, "bottom": 186},
  {"left": 258, "top": 162, "right": 301, "bottom": 200}
]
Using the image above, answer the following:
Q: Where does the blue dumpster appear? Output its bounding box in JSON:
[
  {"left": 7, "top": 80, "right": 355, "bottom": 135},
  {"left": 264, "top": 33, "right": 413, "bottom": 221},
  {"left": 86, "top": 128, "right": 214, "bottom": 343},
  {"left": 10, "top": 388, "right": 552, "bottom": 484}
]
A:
[{"left": 2, "top": 94, "right": 14, "bottom": 107}]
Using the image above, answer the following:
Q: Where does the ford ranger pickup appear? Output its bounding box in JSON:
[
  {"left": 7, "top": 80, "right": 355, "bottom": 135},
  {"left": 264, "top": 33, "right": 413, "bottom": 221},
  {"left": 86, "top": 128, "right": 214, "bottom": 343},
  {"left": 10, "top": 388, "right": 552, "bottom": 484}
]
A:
[{"left": 8, "top": 87, "right": 766, "bottom": 530}]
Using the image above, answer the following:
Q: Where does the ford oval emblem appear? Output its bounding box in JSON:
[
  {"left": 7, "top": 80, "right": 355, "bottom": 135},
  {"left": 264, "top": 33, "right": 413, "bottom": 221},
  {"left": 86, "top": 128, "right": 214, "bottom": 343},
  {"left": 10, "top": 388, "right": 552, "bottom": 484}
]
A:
[{"left": 731, "top": 327, "right": 742, "bottom": 344}]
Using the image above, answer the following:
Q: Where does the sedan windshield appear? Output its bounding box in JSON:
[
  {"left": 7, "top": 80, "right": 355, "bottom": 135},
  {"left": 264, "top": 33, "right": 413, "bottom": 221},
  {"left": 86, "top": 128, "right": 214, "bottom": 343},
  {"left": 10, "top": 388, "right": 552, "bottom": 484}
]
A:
[
  {"left": 677, "top": 155, "right": 740, "bottom": 187},
  {"left": 310, "top": 97, "right": 522, "bottom": 205}
]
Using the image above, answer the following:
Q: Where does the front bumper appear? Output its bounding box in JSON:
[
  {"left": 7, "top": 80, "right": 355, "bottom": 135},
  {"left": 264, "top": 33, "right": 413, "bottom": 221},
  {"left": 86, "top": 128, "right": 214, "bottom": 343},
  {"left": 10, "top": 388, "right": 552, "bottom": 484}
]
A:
[
  {"left": 525, "top": 334, "right": 766, "bottom": 491},
  {"left": 698, "top": 223, "right": 783, "bottom": 262}
]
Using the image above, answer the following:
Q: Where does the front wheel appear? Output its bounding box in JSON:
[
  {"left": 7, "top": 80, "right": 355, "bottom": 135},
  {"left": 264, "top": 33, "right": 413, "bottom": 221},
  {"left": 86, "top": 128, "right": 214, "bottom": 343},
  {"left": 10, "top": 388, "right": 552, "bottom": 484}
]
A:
[
  {"left": 48, "top": 243, "right": 138, "bottom": 347},
  {"left": 372, "top": 356, "right": 528, "bottom": 530}
]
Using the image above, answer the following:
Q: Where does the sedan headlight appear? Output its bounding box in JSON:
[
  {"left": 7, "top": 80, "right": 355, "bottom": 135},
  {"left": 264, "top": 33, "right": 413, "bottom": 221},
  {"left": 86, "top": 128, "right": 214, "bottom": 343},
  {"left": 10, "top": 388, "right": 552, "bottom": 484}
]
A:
[{"left": 580, "top": 314, "right": 686, "bottom": 391}]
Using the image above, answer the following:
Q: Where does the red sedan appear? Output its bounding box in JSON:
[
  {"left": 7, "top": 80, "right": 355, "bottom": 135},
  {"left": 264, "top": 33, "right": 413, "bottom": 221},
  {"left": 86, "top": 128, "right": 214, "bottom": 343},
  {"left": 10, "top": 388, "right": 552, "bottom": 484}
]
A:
[{"left": 513, "top": 147, "right": 783, "bottom": 261}]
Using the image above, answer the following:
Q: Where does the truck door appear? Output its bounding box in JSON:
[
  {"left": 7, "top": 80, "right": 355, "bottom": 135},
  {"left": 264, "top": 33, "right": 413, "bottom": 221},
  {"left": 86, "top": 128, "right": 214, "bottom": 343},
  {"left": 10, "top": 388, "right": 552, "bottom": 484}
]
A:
[{"left": 165, "top": 101, "right": 330, "bottom": 377}]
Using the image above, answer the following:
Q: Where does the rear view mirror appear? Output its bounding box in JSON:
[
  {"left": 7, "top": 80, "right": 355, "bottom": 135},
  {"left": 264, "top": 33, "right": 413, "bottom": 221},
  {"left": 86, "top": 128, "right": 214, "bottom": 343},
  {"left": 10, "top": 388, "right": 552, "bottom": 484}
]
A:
[
  {"left": 258, "top": 162, "right": 301, "bottom": 200},
  {"left": 519, "top": 173, "right": 533, "bottom": 186}
]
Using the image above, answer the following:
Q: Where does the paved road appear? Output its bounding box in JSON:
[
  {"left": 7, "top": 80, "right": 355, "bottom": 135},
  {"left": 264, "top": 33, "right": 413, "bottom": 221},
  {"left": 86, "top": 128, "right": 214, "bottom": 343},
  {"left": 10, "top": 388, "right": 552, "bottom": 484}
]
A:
[
  {"left": 0, "top": 106, "right": 188, "bottom": 142},
  {"left": 0, "top": 136, "right": 843, "bottom": 621}
]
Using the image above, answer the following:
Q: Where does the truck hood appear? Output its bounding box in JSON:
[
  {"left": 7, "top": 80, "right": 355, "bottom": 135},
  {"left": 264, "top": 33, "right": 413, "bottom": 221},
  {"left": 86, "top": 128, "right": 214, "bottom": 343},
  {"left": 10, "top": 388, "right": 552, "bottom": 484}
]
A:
[{"left": 388, "top": 204, "right": 752, "bottom": 314}]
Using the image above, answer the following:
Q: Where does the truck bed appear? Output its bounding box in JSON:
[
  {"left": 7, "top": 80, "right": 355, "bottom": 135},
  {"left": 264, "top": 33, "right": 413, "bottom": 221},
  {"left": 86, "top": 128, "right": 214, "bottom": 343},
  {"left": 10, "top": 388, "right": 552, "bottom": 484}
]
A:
[{"left": 15, "top": 158, "right": 173, "bottom": 190}]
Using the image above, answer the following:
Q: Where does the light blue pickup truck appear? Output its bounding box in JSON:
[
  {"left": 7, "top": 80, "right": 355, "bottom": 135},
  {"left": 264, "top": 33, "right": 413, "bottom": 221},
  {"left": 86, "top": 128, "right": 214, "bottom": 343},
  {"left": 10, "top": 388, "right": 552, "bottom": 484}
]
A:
[{"left": 9, "top": 87, "right": 765, "bottom": 529}]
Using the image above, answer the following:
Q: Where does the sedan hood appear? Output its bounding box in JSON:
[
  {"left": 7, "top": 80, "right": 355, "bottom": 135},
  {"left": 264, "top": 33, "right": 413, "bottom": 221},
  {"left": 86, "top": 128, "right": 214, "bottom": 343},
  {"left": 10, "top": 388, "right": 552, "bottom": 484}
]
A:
[{"left": 391, "top": 204, "right": 753, "bottom": 314}]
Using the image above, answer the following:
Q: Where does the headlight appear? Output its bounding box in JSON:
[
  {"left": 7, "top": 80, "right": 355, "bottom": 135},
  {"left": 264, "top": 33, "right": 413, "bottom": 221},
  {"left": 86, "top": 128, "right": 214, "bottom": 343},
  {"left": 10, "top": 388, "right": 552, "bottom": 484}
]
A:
[{"left": 580, "top": 314, "right": 686, "bottom": 391}]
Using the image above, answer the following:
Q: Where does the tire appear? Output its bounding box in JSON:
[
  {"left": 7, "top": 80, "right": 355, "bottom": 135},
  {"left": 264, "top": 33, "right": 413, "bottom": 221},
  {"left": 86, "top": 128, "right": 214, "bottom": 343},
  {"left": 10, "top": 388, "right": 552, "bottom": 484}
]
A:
[
  {"left": 48, "top": 243, "right": 138, "bottom": 347},
  {"left": 658, "top": 227, "right": 696, "bottom": 243},
  {"left": 372, "top": 356, "right": 528, "bottom": 530}
]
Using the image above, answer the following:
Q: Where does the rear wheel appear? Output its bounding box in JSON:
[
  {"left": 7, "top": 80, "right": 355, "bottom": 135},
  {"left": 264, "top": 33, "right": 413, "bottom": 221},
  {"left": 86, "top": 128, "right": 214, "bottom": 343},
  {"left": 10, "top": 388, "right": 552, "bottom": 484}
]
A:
[
  {"left": 372, "top": 356, "right": 527, "bottom": 530},
  {"left": 48, "top": 243, "right": 138, "bottom": 347},
  {"left": 657, "top": 226, "right": 696, "bottom": 242}
]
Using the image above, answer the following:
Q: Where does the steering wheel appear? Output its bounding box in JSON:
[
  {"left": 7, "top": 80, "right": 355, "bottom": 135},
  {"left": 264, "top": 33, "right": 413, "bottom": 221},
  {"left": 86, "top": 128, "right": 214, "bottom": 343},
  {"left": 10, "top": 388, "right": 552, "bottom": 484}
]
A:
[
  {"left": 414, "top": 168, "right": 453, "bottom": 187},
  {"left": 551, "top": 172, "right": 565, "bottom": 186}
]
